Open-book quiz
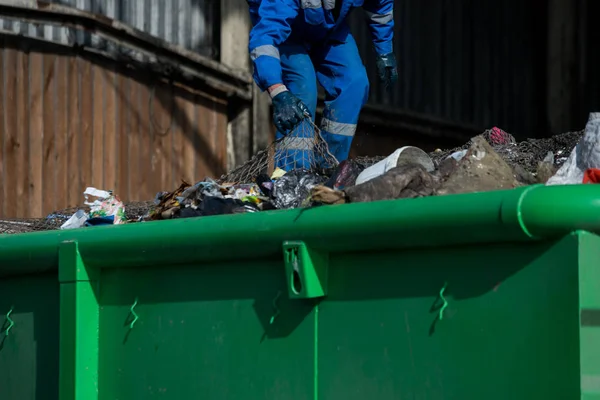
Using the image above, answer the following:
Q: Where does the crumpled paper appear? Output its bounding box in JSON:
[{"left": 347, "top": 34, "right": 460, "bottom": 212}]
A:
[{"left": 84, "top": 187, "right": 126, "bottom": 224}]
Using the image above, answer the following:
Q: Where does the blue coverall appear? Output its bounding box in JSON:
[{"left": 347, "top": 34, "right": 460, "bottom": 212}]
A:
[{"left": 248, "top": 0, "right": 395, "bottom": 169}]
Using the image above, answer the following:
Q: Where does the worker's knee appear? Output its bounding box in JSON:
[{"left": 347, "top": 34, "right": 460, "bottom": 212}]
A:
[{"left": 344, "top": 66, "right": 370, "bottom": 105}]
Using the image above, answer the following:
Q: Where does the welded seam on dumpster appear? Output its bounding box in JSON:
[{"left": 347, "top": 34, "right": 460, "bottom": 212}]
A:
[
  {"left": 314, "top": 303, "right": 319, "bottom": 400},
  {"left": 580, "top": 309, "right": 600, "bottom": 327},
  {"left": 582, "top": 375, "right": 600, "bottom": 393}
]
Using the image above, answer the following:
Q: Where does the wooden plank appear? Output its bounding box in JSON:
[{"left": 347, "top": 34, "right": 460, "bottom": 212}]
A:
[
  {"left": 15, "top": 49, "right": 29, "bottom": 218},
  {"left": 182, "top": 92, "right": 196, "bottom": 183},
  {"left": 208, "top": 98, "right": 220, "bottom": 177},
  {"left": 195, "top": 95, "right": 208, "bottom": 181},
  {"left": 42, "top": 54, "right": 57, "bottom": 215},
  {"left": 91, "top": 64, "right": 104, "bottom": 189},
  {"left": 54, "top": 55, "right": 68, "bottom": 211},
  {"left": 194, "top": 97, "right": 210, "bottom": 179},
  {"left": 215, "top": 102, "right": 228, "bottom": 177},
  {"left": 116, "top": 68, "right": 129, "bottom": 200},
  {"left": 79, "top": 58, "right": 93, "bottom": 196},
  {"left": 127, "top": 75, "right": 140, "bottom": 200},
  {"left": 137, "top": 79, "right": 151, "bottom": 199},
  {"left": 29, "top": 52, "right": 44, "bottom": 218},
  {"left": 0, "top": 47, "right": 5, "bottom": 217},
  {"left": 103, "top": 66, "right": 117, "bottom": 194},
  {"left": 172, "top": 93, "right": 185, "bottom": 187},
  {"left": 4, "top": 48, "right": 17, "bottom": 217},
  {"left": 66, "top": 57, "right": 80, "bottom": 208},
  {"left": 151, "top": 80, "right": 170, "bottom": 192}
]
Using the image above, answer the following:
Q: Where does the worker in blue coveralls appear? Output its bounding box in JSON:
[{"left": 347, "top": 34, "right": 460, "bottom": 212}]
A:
[{"left": 248, "top": 0, "right": 398, "bottom": 170}]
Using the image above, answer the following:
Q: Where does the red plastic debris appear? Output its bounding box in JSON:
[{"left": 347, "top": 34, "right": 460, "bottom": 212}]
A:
[
  {"left": 485, "top": 127, "right": 516, "bottom": 146},
  {"left": 583, "top": 168, "right": 600, "bottom": 184}
]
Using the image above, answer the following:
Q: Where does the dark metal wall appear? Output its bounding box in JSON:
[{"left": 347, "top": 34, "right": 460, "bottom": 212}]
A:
[
  {"left": 582, "top": 0, "right": 600, "bottom": 125},
  {"left": 350, "top": 0, "right": 548, "bottom": 138}
]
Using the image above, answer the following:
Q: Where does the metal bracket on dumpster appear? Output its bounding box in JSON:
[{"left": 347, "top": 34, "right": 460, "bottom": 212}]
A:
[
  {"left": 282, "top": 241, "right": 328, "bottom": 299},
  {"left": 58, "top": 240, "right": 100, "bottom": 400}
]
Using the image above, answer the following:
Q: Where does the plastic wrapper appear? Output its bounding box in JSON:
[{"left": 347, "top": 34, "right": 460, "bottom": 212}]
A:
[
  {"left": 324, "top": 160, "right": 361, "bottom": 190},
  {"left": 84, "top": 187, "right": 126, "bottom": 225},
  {"left": 272, "top": 169, "right": 326, "bottom": 209},
  {"left": 547, "top": 113, "right": 600, "bottom": 185},
  {"left": 176, "top": 196, "right": 259, "bottom": 218},
  {"left": 60, "top": 209, "right": 89, "bottom": 230},
  {"left": 255, "top": 173, "right": 274, "bottom": 197},
  {"left": 226, "top": 183, "right": 262, "bottom": 201},
  {"left": 178, "top": 179, "right": 223, "bottom": 203}
]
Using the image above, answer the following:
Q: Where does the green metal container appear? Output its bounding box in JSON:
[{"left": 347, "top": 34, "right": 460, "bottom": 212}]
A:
[{"left": 0, "top": 184, "right": 599, "bottom": 400}]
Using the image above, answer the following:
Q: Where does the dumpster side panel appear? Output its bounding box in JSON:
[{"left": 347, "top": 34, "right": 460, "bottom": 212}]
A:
[
  {"left": 578, "top": 232, "right": 600, "bottom": 400},
  {"left": 0, "top": 272, "right": 60, "bottom": 400},
  {"left": 97, "top": 261, "right": 315, "bottom": 400},
  {"left": 318, "top": 238, "right": 581, "bottom": 400}
]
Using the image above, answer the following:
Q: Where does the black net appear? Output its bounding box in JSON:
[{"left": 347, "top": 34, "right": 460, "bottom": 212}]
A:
[
  {"left": 220, "top": 119, "right": 339, "bottom": 183},
  {"left": 0, "top": 201, "right": 156, "bottom": 235},
  {"left": 426, "top": 129, "right": 584, "bottom": 174}
]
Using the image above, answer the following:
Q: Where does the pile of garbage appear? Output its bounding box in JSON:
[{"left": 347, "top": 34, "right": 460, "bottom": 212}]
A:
[{"left": 3, "top": 112, "right": 600, "bottom": 235}]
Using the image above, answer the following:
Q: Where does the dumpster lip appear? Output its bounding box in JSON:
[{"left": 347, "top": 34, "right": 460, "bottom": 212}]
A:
[{"left": 0, "top": 184, "right": 599, "bottom": 278}]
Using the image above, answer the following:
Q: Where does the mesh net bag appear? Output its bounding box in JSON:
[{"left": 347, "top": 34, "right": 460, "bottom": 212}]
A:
[{"left": 220, "top": 118, "right": 339, "bottom": 183}]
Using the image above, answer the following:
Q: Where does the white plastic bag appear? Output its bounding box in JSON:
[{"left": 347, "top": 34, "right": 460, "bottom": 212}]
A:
[
  {"left": 547, "top": 113, "right": 600, "bottom": 185},
  {"left": 355, "top": 146, "right": 435, "bottom": 185}
]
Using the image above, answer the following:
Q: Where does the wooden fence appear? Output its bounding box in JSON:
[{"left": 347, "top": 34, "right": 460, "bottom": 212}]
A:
[{"left": 0, "top": 35, "right": 229, "bottom": 219}]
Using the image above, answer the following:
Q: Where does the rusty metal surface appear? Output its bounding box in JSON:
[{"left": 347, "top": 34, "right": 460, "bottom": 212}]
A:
[
  {"left": 0, "top": 0, "right": 219, "bottom": 58},
  {"left": 0, "top": 35, "right": 228, "bottom": 219},
  {"left": 0, "top": 2, "right": 252, "bottom": 99}
]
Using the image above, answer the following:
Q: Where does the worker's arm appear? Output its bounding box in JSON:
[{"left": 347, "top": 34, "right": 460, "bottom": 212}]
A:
[
  {"left": 248, "top": 0, "right": 299, "bottom": 93},
  {"left": 362, "top": 0, "right": 394, "bottom": 55}
]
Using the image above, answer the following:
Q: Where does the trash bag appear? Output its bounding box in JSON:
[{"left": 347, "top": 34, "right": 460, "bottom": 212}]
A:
[
  {"left": 175, "top": 196, "right": 259, "bottom": 219},
  {"left": 312, "top": 164, "right": 436, "bottom": 205},
  {"left": 547, "top": 113, "right": 600, "bottom": 185},
  {"left": 272, "top": 169, "right": 327, "bottom": 209},
  {"left": 324, "top": 160, "right": 362, "bottom": 190}
]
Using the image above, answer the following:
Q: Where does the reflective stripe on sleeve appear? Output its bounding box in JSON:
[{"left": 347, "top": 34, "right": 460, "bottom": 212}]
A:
[
  {"left": 365, "top": 10, "right": 393, "bottom": 24},
  {"left": 323, "top": 0, "right": 335, "bottom": 10},
  {"left": 250, "top": 45, "right": 280, "bottom": 61},
  {"left": 301, "top": 0, "right": 322, "bottom": 9}
]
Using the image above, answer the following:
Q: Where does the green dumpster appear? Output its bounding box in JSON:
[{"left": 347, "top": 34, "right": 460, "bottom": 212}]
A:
[{"left": 0, "top": 184, "right": 598, "bottom": 399}]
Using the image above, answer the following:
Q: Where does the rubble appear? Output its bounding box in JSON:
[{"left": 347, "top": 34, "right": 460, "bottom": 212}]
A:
[
  {"left": 436, "top": 136, "right": 520, "bottom": 195},
  {"left": 2, "top": 114, "right": 600, "bottom": 236},
  {"left": 311, "top": 135, "right": 521, "bottom": 204}
]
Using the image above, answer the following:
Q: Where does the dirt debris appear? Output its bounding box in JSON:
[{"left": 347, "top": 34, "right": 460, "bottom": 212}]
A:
[{"left": 436, "top": 136, "right": 521, "bottom": 196}]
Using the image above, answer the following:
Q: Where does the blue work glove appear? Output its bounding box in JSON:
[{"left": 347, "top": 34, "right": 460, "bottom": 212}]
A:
[
  {"left": 375, "top": 52, "right": 398, "bottom": 87},
  {"left": 272, "top": 91, "right": 310, "bottom": 134}
]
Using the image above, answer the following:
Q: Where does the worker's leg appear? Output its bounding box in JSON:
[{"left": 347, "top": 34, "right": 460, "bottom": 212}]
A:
[
  {"left": 275, "top": 42, "right": 318, "bottom": 171},
  {"left": 312, "top": 34, "right": 369, "bottom": 164}
]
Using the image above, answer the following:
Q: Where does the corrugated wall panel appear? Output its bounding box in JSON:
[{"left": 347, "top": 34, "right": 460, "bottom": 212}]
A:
[
  {"left": 0, "top": 0, "right": 217, "bottom": 57},
  {"left": 0, "top": 36, "right": 228, "bottom": 218},
  {"left": 349, "top": 0, "right": 547, "bottom": 137}
]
